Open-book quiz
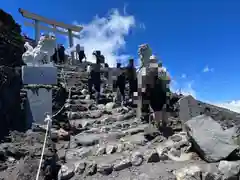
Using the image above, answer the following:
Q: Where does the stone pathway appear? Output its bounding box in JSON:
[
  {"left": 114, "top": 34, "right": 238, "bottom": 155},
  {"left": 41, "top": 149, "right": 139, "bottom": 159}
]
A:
[{"left": 54, "top": 66, "right": 213, "bottom": 180}]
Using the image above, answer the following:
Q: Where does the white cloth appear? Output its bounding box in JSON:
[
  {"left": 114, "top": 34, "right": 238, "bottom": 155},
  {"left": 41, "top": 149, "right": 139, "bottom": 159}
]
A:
[{"left": 87, "top": 65, "right": 92, "bottom": 73}]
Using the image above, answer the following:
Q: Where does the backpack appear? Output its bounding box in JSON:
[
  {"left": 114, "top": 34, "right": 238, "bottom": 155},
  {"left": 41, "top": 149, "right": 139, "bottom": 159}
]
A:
[{"left": 157, "top": 67, "right": 171, "bottom": 93}]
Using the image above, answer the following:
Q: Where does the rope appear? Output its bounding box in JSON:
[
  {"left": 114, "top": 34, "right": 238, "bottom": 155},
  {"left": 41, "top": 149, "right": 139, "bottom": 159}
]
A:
[
  {"left": 34, "top": 67, "right": 75, "bottom": 180},
  {"left": 35, "top": 114, "right": 52, "bottom": 180},
  {"left": 35, "top": 69, "right": 69, "bottom": 180}
]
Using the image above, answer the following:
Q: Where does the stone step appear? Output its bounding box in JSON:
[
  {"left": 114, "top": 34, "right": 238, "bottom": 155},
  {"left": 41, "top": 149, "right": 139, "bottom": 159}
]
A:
[
  {"left": 69, "top": 113, "right": 137, "bottom": 128},
  {"left": 67, "top": 110, "right": 104, "bottom": 120},
  {"left": 67, "top": 125, "right": 152, "bottom": 150},
  {"left": 66, "top": 99, "right": 95, "bottom": 105},
  {"left": 73, "top": 132, "right": 126, "bottom": 147},
  {"left": 70, "top": 95, "right": 87, "bottom": 100},
  {"left": 59, "top": 130, "right": 200, "bottom": 178},
  {"left": 65, "top": 104, "right": 89, "bottom": 112}
]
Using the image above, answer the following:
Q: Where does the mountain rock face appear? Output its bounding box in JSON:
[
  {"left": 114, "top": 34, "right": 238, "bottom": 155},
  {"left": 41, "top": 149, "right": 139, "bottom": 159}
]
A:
[
  {"left": 0, "top": 9, "right": 25, "bottom": 139},
  {"left": 0, "top": 9, "right": 24, "bottom": 66}
]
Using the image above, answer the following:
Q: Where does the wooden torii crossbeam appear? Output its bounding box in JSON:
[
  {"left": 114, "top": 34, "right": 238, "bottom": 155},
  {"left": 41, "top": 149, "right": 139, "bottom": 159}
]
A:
[{"left": 19, "top": 8, "right": 83, "bottom": 59}]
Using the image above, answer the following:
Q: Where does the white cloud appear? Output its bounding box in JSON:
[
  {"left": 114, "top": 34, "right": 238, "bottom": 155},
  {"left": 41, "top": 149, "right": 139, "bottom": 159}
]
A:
[
  {"left": 66, "top": 9, "right": 135, "bottom": 67},
  {"left": 171, "top": 80, "right": 196, "bottom": 98},
  {"left": 180, "top": 82, "right": 196, "bottom": 98},
  {"left": 139, "top": 23, "right": 146, "bottom": 30},
  {"left": 172, "top": 82, "right": 240, "bottom": 113},
  {"left": 214, "top": 100, "right": 240, "bottom": 113},
  {"left": 172, "top": 72, "right": 240, "bottom": 113},
  {"left": 181, "top": 73, "right": 186, "bottom": 78},
  {"left": 203, "top": 65, "right": 214, "bottom": 73},
  {"left": 172, "top": 80, "right": 240, "bottom": 113}
]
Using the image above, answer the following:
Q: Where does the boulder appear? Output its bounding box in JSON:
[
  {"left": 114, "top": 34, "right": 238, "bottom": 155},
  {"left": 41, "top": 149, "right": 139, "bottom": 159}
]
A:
[
  {"left": 185, "top": 115, "right": 238, "bottom": 162},
  {"left": 58, "top": 164, "right": 74, "bottom": 180},
  {"left": 105, "top": 102, "right": 116, "bottom": 111},
  {"left": 218, "top": 160, "right": 240, "bottom": 179},
  {"left": 97, "top": 163, "right": 113, "bottom": 175},
  {"left": 114, "top": 158, "right": 132, "bottom": 171},
  {"left": 174, "top": 165, "right": 202, "bottom": 180},
  {"left": 74, "top": 161, "right": 86, "bottom": 175},
  {"left": 131, "top": 151, "right": 144, "bottom": 166}
]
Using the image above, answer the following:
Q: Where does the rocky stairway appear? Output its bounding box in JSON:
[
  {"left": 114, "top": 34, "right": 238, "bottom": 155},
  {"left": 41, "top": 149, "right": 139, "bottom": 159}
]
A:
[{"left": 53, "top": 65, "right": 215, "bottom": 180}]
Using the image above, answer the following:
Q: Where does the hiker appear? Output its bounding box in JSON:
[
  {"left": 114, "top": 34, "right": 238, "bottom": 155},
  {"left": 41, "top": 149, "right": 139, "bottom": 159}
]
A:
[
  {"left": 104, "top": 63, "right": 109, "bottom": 79},
  {"left": 76, "top": 44, "right": 86, "bottom": 63},
  {"left": 110, "top": 63, "right": 121, "bottom": 101},
  {"left": 93, "top": 50, "right": 105, "bottom": 64},
  {"left": 204, "top": 107, "right": 211, "bottom": 116},
  {"left": 51, "top": 48, "right": 58, "bottom": 64},
  {"left": 126, "top": 58, "right": 137, "bottom": 100},
  {"left": 137, "top": 44, "right": 171, "bottom": 129},
  {"left": 155, "top": 60, "right": 171, "bottom": 128},
  {"left": 87, "top": 64, "right": 92, "bottom": 95},
  {"left": 88, "top": 59, "right": 101, "bottom": 104},
  {"left": 110, "top": 63, "right": 120, "bottom": 92},
  {"left": 58, "top": 44, "right": 65, "bottom": 64},
  {"left": 137, "top": 44, "right": 153, "bottom": 123},
  {"left": 115, "top": 63, "right": 126, "bottom": 104}
]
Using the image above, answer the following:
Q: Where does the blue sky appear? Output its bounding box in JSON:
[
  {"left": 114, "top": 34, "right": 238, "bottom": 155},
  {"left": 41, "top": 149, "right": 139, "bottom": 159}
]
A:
[{"left": 3, "top": 0, "right": 240, "bottom": 111}]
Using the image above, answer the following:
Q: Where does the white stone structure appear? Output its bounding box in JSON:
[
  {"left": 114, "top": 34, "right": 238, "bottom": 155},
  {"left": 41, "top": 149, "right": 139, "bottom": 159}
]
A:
[{"left": 22, "top": 34, "right": 57, "bottom": 125}]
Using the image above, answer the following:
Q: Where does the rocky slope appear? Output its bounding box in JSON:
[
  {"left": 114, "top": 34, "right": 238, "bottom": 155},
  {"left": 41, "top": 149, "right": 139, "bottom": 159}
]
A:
[{"left": 1, "top": 64, "right": 240, "bottom": 180}]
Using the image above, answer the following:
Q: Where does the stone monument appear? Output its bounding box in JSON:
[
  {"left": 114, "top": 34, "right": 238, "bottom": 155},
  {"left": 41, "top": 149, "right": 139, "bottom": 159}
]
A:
[
  {"left": 22, "top": 33, "right": 57, "bottom": 125},
  {"left": 178, "top": 95, "right": 201, "bottom": 131}
]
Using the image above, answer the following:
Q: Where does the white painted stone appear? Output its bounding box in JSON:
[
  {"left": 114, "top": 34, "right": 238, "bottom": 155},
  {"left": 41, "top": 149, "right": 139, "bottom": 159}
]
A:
[
  {"left": 178, "top": 95, "right": 201, "bottom": 124},
  {"left": 26, "top": 88, "right": 52, "bottom": 125},
  {"left": 22, "top": 33, "right": 56, "bottom": 66},
  {"left": 22, "top": 65, "right": 57, "bottom": 85},
  {"left": 22, "top": 34, "right": 57, "bottom": 126}
]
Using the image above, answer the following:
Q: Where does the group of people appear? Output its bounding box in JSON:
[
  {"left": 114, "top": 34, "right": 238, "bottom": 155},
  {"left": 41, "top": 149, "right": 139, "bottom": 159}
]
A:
[
  {"left": 86, "top": 45, "right": 171, "bottom": 130},
  {"left": 52, "top": 44, "right": 86, "bottom": 64},
  {"left": 47, "top": 40, "right": 171, "bottom": 130},
  {"left": 86, "top": 56, "right": 138, "bottom": 105},
  {"left": 52, "top": 44, "right": 65, "bottom": 64}
]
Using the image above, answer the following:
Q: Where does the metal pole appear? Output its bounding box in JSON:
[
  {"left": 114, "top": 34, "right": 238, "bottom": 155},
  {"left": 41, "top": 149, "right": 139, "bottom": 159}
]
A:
[{"left": 35, "top": 20, "right": 40, "bottom": 41}]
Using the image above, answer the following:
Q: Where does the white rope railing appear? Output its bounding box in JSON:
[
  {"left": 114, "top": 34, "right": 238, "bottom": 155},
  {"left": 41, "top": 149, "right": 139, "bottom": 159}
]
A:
[
  {"left": 35, "top": 69, "right": 70, "bottom": 180},
  {"left": 35, "top": 114, "right": 52, "bottom": 180}
]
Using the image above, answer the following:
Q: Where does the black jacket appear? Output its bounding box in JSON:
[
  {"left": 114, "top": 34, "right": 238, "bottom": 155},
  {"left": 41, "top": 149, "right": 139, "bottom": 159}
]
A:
[{"left": 126, "top": 65, "right": 136, "bottom": 81}]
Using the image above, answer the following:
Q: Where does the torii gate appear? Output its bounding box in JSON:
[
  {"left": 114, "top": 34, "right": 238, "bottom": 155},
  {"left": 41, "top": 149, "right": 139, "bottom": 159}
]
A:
[{"left": 18, "top": 8, "right": 83, "bottom": 60}]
